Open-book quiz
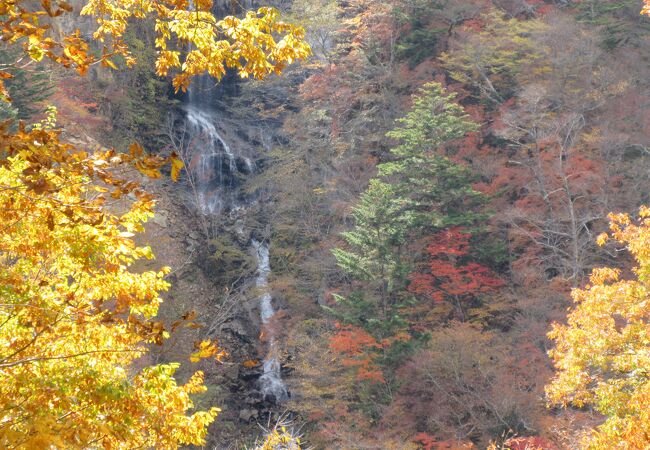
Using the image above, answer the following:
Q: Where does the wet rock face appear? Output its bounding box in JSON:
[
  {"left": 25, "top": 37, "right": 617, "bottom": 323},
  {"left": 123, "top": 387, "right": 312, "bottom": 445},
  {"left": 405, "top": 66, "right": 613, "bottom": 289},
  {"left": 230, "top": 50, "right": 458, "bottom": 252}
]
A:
[
  {"left": 235, "top": 362, "right": 290, "bottom": 423},
  {"left": 197, "top": 153, "right": 251, "bottom": 186},
  {"left": 181, "top": 73, "right": 295, "bottom": 440},
  {"left": 235, "top": 156, "right": 254, "bottom": 175},
  {"left": 184, "top": 106, "right": 254, "bottom": 216}
]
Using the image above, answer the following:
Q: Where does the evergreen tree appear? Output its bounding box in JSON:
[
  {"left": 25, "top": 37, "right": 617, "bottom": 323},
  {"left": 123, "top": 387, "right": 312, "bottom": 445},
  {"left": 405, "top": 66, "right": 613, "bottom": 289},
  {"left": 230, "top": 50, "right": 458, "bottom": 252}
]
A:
[
  {"left": 332, "top": 179, "right": 415, "bottom": 319},
  {"left": 332, "top": 82, "right": 485, "bottom": 328},
  {"left": 381, "top": 82, "right": 484, "bottom": 230},
  {"left": 0, "top": 45, "right": 53, "bottom": 122},
  {"left": 0, "top": 97, "right": 18, "bottom": 123}
]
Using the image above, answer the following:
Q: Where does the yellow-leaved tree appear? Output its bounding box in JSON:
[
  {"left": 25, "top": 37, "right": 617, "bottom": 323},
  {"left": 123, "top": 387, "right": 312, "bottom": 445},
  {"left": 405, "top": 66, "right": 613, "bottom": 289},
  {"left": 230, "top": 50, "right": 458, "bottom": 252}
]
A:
[
  {"left": 547, "top": 207, "right": 650, "bottom": 449},
  {"left": 0, "top": 117, "right": 227, "bottom": 448},
  {"left": 0, "top": 0, "right": 310, "bottom": 448},
  {"left": 0, "top": 0, "right": 311, "bottom": 96}
]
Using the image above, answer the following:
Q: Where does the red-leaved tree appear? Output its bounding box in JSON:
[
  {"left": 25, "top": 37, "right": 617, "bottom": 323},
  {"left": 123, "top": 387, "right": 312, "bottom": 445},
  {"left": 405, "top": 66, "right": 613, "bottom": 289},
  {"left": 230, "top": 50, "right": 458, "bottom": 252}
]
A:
[
  {"left": 328, "top": 324, "right": 386, "bottom": 383},
  {"left": 408, "top": 227, "right": 503, "bottom": 321}
]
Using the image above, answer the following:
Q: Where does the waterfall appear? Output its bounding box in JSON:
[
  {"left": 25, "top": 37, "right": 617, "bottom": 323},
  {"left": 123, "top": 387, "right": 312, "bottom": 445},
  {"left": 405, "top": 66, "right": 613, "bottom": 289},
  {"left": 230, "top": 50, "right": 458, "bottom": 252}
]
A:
[
  {"left": 184, "top": 106, "right": 252, "bottom": 215},
  {"left": 184, "top": 78, "right": 288, "bottom": 404},
  {"left": 252, "top": 240, "right": 289, "bottom": 403}
]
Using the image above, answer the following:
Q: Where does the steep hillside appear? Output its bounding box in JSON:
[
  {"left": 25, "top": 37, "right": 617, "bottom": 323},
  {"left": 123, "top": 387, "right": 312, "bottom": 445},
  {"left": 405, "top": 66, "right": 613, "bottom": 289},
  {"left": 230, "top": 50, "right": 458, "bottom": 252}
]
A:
[
  {"left": 3, "top": 0, "right": 650, "bottom": 448},
  {"left": 231, "top": 0, "right": 650, "bottom": 447}
]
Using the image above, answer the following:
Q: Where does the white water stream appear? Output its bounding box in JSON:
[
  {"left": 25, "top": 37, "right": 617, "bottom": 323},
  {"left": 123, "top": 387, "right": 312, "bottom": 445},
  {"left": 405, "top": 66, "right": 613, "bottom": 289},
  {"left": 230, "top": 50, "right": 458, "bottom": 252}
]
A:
[
  {"left": 252, "top": 240, "right": 289, "bottom": 403},
  {"left": 185, "top": 93, "right": 288, "bottom": 403},
  {"left": 185, "top": 106, "right": 253, "bottom": 215}
]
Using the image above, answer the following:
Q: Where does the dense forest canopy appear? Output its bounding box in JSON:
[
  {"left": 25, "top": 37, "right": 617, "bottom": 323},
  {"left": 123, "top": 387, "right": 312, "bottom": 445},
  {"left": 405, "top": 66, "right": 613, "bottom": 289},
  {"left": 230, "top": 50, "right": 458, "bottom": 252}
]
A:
[
  {"left": 0, "top": 0, "right": 308, "bottom": 448},
  {"left": 1, "top": 0, "right": 650, "bottom": 448}
]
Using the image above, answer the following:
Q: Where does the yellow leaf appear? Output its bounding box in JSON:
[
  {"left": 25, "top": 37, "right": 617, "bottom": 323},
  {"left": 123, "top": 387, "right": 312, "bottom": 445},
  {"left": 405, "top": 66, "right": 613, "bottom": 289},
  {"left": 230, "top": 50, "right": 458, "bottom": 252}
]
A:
[
  {"left": 102, "top": 58, "right": 118, "bottom": 70},
  {"left": 170, "top": 154, "right": 184, "bottom": 182},
  {"left": 129, "top": 142, "right": 144, "bottom": 157}
]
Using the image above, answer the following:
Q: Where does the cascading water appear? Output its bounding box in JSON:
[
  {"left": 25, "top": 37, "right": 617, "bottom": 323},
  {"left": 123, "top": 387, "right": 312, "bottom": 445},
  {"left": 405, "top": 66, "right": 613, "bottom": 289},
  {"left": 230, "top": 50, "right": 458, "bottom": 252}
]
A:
[
  {"left": 184, "top": 106, "right": 252, "bottom": 215},
  {"left": 184, "top": 78, "right": 288, "bottom": 404},
  {"left": 252, "top": 240, "right": 289, "bottom": 403}
]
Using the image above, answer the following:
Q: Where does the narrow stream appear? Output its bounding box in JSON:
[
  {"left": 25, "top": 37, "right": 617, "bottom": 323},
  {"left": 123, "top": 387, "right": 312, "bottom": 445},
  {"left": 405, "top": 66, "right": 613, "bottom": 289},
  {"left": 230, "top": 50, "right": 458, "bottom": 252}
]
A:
[
  {"left": 184, "top": 84, "right": 288, "bottom": 404},
  {"left": 252, "top": 240, "right": 289, "bottom": 403}
]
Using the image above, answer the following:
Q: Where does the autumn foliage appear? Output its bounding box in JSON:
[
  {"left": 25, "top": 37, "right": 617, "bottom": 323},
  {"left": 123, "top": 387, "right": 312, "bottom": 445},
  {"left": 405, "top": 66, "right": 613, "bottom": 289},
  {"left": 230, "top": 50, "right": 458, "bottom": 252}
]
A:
[
  {"left": 547, "top": 207, "right": 650, "bottom": 449},
  {"left": 262, "top": 0, "right": 650, "bottom": 447},
  {"left": 328, "top": 325, "right": 386, "bottom": 383},
  {"left": 0, "top": 0, "right": 312, "bottom": 445},
  {"left": 502, "top": 436, "right": 557, "bottom": 450},
  {"left": 408, "top": 227, "right": 503, "bottom": 319},
  {"left": 0, "top": 122, "right": 224, "bottom": 448},
  {"left": 17, "top": 0, "right": 639, "bottom": 445},
  {"left": 0, "top": 0, "right": 310, "bottom": 98}
]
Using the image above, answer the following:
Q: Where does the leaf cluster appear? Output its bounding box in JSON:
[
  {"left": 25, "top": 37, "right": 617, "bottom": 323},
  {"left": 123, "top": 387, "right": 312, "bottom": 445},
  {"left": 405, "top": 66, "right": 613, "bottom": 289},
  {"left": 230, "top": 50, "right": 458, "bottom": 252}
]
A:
[
  {"left": 547, "top": 207, "right": 650, "bottom": 448},
  {"left": 0, "top": 122, "right": 218, "bottom": 449},
  {"left": 0, "top": 0, "right": 311, "bottom": 98}
]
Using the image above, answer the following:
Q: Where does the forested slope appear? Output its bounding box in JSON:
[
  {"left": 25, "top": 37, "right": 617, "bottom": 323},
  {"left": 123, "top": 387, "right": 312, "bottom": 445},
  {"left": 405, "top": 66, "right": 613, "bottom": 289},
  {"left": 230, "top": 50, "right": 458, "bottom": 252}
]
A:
[
  {"left": 2, "top": 0, "right": 650, "bottom": 448},
  {"left": 246, "top": 0, "right": 650, "bottom": 447}
]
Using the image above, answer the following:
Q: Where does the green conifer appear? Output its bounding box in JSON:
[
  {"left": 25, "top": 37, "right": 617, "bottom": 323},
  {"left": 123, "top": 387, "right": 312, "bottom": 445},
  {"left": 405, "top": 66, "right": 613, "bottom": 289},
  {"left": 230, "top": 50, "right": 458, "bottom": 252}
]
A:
[
  {"left": 0, "top": 46, "right": 54, "bottom": 122},
  {"left": 332, "top": 82, "right": 485, "bottom": 328}
]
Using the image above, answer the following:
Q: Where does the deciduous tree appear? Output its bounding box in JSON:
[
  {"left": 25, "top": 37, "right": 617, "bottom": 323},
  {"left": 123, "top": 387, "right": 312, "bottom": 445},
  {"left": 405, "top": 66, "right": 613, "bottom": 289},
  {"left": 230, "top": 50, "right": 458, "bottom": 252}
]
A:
[
  {"left": 0, "top": 0, "right": 311, "bottom": 445},
  {"left": 0, "top": 120, "right": 224, "bottom": 448},
  {"left": 329, "top": 324, "right": 386, "bottom": 383},
  {"left": 0, "top": 0, "right": 310, "bottom": 95},
  {"left": 440, "top": 11, "right": 547, "bottom": 104},
  {"left": 547, "top": 206, "right": 650, "bottom": 449},
  {"left": 407, "top": 227, "right": 503, "bottom": 321},
  {"left": 384, "top": 323, "right": 540, "bottom": 445}
]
